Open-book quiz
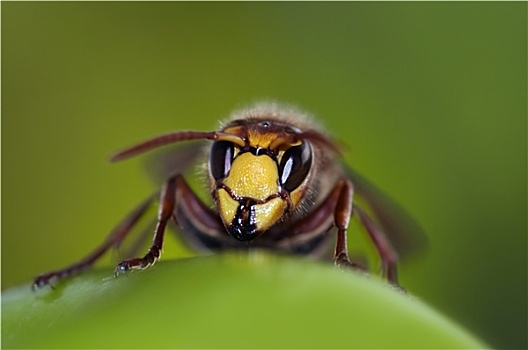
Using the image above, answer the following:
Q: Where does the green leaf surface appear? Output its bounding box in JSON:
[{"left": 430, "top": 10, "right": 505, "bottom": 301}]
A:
[{"left": 2, "top": 253, "right": 487, "bottom": 349}]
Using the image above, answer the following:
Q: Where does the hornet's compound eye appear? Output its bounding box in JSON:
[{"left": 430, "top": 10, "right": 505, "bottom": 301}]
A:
[
  {"left": 210, "top": 141, "right": 235, "bottom": 180},
  {"left": 279, "top": 142, "right": 312, "bottom": 192}
]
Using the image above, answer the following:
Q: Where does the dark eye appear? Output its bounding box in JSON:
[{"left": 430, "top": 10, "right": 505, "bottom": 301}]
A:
[
  {"left": 210, "top": 141, "right": 234, "bottom": 180},
  {"left": 279, "top": 142, "right": 312, "bottom": 192}
]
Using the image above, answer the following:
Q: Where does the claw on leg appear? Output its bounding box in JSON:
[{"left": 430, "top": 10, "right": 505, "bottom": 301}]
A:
[
  {"left": 334, "top": 253, "right": 369, "bottom": 277},
  {"left": 114, "top": 247, "right": 161, "bottom": 278},
  {"left": 334, "top": 252, "right": 352, "bottom": 268}
]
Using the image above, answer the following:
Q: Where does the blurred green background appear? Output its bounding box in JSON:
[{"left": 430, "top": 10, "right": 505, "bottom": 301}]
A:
[{"left": 2, "top": 2, "right": 526, "bottom": 349}]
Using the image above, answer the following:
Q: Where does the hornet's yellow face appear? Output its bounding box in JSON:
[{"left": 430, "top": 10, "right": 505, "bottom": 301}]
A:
[{"left": 209, "top": 119, "right": 312, "bottom": 241}]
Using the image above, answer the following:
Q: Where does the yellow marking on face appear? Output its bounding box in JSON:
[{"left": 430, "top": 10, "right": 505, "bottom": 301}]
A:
[
  {"left": 223, "top": 153, "right": 279, "bottom": 200},
  {"left": 223, "top": 126, "right": 245, "bottom": 138},
  {"left": 247, "top": 130, "right": 276, "bottom": 149},
  {"left": 253, "top": 197, "right": 287, "bottom": 231},
  {"left": 289, "top": 186, "right": 305, "bottom": 207},
  {"left": 216, "top": 189, "right": 287, "bottom": 233},
  {"left": 217, "top": 188, "right": 238, "bottom": 226}
]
